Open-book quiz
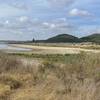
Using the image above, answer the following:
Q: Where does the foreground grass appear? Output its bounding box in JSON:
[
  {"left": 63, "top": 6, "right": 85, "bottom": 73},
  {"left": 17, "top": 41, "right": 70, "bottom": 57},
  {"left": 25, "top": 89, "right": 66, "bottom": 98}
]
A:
[
  {"left": 11, "top": 53, "right": 80, "bottom": 62},
  {"left": 0, "top": 52, "right": 100, "bottom": 100}
]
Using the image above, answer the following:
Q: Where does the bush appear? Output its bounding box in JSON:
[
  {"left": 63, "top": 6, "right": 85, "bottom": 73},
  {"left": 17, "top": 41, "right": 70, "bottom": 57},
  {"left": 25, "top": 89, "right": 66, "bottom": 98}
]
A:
[
  {"left": 0, "top": 74, "right": 22, "bottom": 90},
  {"left": 0, "top": 53, "right": 22, "bottom": 73}
]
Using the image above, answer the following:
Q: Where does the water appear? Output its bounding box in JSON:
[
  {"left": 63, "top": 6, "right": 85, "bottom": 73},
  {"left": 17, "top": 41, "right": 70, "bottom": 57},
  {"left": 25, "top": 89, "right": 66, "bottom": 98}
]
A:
[
  {"left": 0, "top": 44, "right": 8, "bottom": 49},
  {"left": 0, "top": 44, "right": 31, "bottom": 51}
]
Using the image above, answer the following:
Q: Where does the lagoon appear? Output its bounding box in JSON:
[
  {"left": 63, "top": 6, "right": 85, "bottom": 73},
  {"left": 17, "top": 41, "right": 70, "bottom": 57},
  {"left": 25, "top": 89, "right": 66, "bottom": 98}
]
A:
[{"left": 0, "top": 43, "right": 31, "bottom": 52}]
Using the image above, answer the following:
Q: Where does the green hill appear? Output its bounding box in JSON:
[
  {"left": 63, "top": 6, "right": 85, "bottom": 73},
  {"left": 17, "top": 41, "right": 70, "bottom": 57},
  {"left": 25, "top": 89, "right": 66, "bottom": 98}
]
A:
[
  {"left": 81, "top": 34, "right": 100, "bottom": 43},
  {"left": 35, "top": 33, "right": 100, "bottom": 43},
  {"left": 45, "top": 34, "right": 80, "bottom": 43}
]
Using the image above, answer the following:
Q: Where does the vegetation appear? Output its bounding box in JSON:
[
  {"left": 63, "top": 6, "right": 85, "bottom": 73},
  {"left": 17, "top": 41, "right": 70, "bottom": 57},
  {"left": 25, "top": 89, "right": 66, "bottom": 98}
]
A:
[
  {"left": 45, "top": 34, "right": 80, "bottom": 43},
  {"left": 11, "top": 53, "right": 79, "bottom": 62},
  {"left": 32, "top": 38, "right": 35, "bottom": 42},
  {"left": 35, "top": 33, "right": 100, "bottom": 43},
  {"left": 81, "top": 34, "right": 100, "bottom": 43},
  {"left": 0, "top": 52, "right": 99, "bottom": 100}
]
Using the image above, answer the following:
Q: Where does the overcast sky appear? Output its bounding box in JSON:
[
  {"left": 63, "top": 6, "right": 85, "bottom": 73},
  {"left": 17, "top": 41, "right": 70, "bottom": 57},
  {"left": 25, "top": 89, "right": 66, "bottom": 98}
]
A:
[{"left": 0, "top": 0, "right": 100, "bottom": 40}]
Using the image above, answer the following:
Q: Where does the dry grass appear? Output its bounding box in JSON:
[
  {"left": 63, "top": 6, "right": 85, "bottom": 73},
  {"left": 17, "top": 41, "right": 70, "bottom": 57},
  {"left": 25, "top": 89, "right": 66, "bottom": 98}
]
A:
[{"left": 0, "top": 52, "right": 99, "bottom": 100}]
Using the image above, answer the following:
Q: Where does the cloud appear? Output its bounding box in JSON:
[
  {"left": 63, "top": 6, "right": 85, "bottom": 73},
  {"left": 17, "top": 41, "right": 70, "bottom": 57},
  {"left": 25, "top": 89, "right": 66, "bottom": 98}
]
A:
[
  {"left": 69, "top": 8, "right": 92, "bottom": 17},
  {"left": 47, "top": 0, "right": 75, "bottom": 8},
  {"left": 0, "top": 16, "right": 76, "bottom": 40},
  {"left": 5, "top": 20, "right": 9, "bottom": 24},
  {"left": 43, "top": 22, "right": 49, "bottom": 26},
  {"left": 19, "top": 16, "right": 29, "bottom": 22},
  {"left": 0, "top": 4, "right": 27, "bottom": 18},
  {"left": 0, "top": 0, "right": 29, "bottom": 10},
  {"left": 42, "top": 18, "right": 74, "bottom": 30},
  {"left": 11, "top": 2, "right": 29, "bottom": 10},
  {"left": 43, "top": 22, "right": 56, "bottom": 29}
]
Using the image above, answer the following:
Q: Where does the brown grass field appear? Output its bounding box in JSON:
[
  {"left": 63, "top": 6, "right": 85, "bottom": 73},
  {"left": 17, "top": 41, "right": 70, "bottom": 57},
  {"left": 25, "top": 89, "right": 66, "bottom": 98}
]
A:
[{"left": 0, "top": 48, "right": 99, "bottom": 100}]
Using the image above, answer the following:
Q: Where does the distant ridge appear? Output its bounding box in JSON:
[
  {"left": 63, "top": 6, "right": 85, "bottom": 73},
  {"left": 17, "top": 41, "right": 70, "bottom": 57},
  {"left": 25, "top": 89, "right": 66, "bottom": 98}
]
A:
[
  {"left": 40, "top": 34, "right": 80, "bottom": 43},
  {"left": 80, "top": 34, "right": 100, "bottom": 43},
  {"left": 34, "top": 33, "right": 100, "bottom": 43}
]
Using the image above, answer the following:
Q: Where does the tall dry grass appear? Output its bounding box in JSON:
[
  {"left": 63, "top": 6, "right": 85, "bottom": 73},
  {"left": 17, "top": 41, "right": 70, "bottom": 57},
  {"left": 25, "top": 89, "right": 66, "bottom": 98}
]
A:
[{"left": 0, "top": 52, "right": 99, "bottom": 100}]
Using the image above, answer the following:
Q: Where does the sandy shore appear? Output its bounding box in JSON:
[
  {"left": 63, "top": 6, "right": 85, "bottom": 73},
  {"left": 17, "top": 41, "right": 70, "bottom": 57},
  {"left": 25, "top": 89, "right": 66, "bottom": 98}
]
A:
[{"left": 9, "top": 44, "right": 100, "bottom": 54}]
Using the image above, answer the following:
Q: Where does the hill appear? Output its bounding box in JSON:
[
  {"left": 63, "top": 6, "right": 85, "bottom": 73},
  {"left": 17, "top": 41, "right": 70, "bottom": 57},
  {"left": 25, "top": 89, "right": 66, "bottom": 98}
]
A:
[
  {"left": 44, "top": 34, "right": 80, "bottom": 43},
  {"left": 81, "top": 34, "right": 100, "bottom": 43},
  {"left": 34, "top": 33, "right": 100, "bottom": 43}
]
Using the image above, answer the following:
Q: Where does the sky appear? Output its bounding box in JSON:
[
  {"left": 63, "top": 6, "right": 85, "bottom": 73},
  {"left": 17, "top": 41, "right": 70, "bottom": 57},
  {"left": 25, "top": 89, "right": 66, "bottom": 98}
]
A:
[{"left": 0, "top": 0, "right": 100, "bottom": 40}]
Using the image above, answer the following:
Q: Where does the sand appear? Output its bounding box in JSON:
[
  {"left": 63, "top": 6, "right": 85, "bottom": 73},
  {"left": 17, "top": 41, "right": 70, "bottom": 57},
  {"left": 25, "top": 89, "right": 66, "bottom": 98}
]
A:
[{"left": 10, "top": 44, "right": 100, "bottom": 54}]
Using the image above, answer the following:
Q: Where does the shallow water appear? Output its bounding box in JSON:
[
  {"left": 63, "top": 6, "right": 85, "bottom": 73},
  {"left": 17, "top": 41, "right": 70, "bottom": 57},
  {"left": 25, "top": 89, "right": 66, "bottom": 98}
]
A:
[
  {"left": 0, "top": 44, "right": 8, "bottom": 49},
  {"left": 0, "top": 44, "right": 31, "bottom": 51}
]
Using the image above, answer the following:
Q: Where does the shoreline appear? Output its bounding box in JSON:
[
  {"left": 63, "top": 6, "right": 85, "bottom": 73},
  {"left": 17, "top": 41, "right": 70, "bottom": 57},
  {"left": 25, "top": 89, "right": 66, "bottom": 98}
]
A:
[{"left": 9, "top": 44, "right": 100, "bottom": 54}]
